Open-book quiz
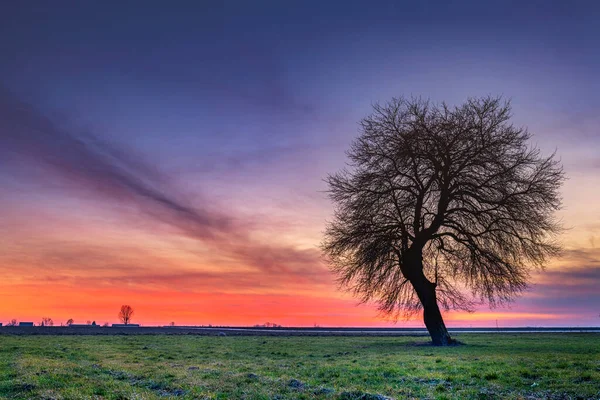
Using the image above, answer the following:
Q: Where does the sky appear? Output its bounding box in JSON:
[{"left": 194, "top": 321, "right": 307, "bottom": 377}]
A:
[{"left": 0, "top": 0, "right": 599, "bottom": 327}]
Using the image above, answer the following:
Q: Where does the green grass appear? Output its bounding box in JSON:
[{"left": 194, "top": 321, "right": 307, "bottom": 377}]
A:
[{"left": 0, "top": 333, "right": 599, "bottom": 399}]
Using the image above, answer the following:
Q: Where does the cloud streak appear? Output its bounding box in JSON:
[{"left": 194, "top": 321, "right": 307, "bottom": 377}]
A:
[
  {"left": 0, "top": 86, "right": 233, "bottom": 240},
  {"left": 0, "top": 87, "right": 328, "bottom": 285}
]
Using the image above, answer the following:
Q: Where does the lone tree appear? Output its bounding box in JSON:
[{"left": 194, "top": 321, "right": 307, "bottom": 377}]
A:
[
  {"left": 323, "top": 97, "right": 564, "bottom": 345},
  {"left": 118, "top": 305, "right": 134, "bottom": 325}
]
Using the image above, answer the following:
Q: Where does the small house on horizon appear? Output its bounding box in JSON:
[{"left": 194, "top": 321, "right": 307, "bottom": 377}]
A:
[{"left": 19, "top": 322, "right": 34, "bottom": 327}]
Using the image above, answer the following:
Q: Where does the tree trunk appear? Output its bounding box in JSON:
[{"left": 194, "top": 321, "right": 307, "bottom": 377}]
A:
[
  {"left": 412, "top": 274, "right": 453, "bottom": 345},
  {"left": 404, "top": 251, "right": 454, "bottom": 346}
]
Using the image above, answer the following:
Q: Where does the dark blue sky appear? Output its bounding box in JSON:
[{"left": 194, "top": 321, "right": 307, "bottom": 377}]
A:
[
  {"left": 1, "top": 1, "right": 599, "bottom": 325},
  {"left": 4, "top": 0, "right": 597, "bottom": 196}
]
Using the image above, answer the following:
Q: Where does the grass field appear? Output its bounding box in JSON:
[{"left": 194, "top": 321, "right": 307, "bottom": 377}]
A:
[{"left": 0, "top": 333, "right": 598, "bottom": 399}]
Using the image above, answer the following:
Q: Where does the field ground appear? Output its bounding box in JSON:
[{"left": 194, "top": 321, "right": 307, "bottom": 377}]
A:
[{"left": 0, "top": 333, "right": 598, "bottom": 399}]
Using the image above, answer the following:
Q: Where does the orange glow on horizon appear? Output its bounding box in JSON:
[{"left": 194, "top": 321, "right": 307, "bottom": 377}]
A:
[{"left": 1, "top": 172, "right": 598, "bottom": 328}]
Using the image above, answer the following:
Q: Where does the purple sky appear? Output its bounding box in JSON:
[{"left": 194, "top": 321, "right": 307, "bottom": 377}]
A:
[{"left": 0, "top": 1, "right": 599, "bottom": 326}]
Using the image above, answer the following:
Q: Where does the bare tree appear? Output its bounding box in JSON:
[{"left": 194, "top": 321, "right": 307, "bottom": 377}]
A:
[
  {"left": 66, "top": 318, "right": 74, "bottom": 326},
  {"left": 118, "top": 305, "right": 134, "bottom": 325},
  {"left": 323, "top": 97, "right": 564, "bottom": 345},
  {"left": 40, "top": 317, "right": 54, "bottom": 327},
  {"left": 6, "top": 319, "right": 17, "bottom": 326}
]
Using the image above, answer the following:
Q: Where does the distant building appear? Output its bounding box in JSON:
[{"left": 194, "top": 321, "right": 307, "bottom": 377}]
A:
[
  {"left": 19, "top": 322, "right": 34, "bottom": 327},
  {"left": 69, "top": 324, "right": 95, "bottom": 327},
  {"left": 0, "top": 323, "right": 3, "bottom": 326},
  {"left": 111, "top": 324, "right": 140, "bottom": 327}
]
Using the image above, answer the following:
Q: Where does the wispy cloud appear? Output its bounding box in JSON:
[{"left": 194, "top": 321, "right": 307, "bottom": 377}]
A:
[
  {"left": 516, "top": 248, "right": 600, "bottom": 316},
  {"left": 0, "top": 86, "right": 329, "bottom": 287},
  {"left": 0, "top": 86, "right": 232, "bottom": 241},
  {"left": 0, "top": 240, "right": 331, "bottom": 294}
]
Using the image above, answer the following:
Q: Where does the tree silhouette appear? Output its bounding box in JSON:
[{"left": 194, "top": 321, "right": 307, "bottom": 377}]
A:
[
  {"left": 66, "top": 318, "right": 74, "bottom": 326},
  {"left": 40, "top": 317, "right": 53, "bottom": 327},
  {"left": 118, "top": 305, "right": 135, "bottom": 325},
  {"left": 323, "top": 97, "right": 564, "bottom": 345}
]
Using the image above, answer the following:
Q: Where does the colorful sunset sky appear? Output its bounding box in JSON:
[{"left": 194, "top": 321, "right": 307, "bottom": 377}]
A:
[{"left": 1, "top": 1, "right": 599, "bottom": 327}]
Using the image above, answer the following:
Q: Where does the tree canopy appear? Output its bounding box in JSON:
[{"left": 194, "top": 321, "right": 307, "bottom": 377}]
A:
[{"left": 323, "top": 96, "right": 564, "bottom": 344}]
